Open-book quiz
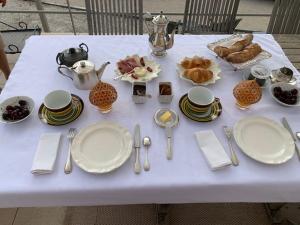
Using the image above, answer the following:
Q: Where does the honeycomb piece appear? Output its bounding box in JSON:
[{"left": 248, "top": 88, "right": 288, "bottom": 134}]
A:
[
  {"left": 233, "top": 80, "right": 262, "bottom": 106},
  {"left": 89, "top": 82, "right": 117, "bottom": 108}
]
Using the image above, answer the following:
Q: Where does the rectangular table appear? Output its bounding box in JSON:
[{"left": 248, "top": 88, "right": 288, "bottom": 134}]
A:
[{"left": 1, "top": 34, "right": 300, "bottom": 208}]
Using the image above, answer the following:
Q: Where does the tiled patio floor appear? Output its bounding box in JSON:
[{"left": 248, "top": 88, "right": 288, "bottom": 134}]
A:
[{"left": 0, "top": 203, "right": 271, "bottom": 225}]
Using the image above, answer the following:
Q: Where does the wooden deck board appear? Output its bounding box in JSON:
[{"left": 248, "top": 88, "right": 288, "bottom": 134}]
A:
[
  {"left": 274, "top": 34, "right": 300, "bottom": 71},
  {"left": 282, "top": 49, "right": 300, "bottom": 55},
  {"left": 273, "top": 34, "right": 300, "bottom": 43},
  {"left": 276, "top": 42, "right": 300, "bottom": 49}
]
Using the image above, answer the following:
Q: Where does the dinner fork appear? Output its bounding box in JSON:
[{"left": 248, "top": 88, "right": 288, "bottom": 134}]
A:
[
  {"left": 223, "top": 126, "right": 239, "bottom": 166},
  {"left": 64, "top": 128, "right": 77, "bottom": 174}
]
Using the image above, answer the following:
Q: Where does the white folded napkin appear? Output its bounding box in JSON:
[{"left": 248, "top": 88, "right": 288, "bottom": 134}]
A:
[
  {"left": 31, "top": 133, "right": 62, "bottom": 174},
  {"left": 195, "top": 130, "right": 232, "bottom": 170}
]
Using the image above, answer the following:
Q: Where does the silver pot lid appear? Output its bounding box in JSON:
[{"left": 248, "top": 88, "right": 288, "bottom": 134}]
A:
[
  {"left": 152, "top": 11, "right": 168, "bottom": 25},
  {"left": 73, "top": 60, "right": 95, "bottom": 74}
]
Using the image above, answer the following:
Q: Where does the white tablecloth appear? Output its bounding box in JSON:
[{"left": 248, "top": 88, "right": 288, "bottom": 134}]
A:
[{"left": 1, "top": 34, "right": 300, "bottom": 208}]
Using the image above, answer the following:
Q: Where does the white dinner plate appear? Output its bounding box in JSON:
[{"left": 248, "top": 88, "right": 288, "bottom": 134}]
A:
[
  {"left": 71, "top": 121, "right": 133, "bottom": 174},
  {"left": 233, "top": 116, "right": 295, "bottom": 164}
]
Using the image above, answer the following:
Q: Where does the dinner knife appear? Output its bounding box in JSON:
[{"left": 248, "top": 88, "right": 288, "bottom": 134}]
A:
[
  {"left": 134, "top": 124, "right": 141, "bottom": 174},
  {"left": 166, "top": 124, "right": 173, "bottom": 160},
  {"left": 282, "top": 117, "right": 300, "bottom": 160}
]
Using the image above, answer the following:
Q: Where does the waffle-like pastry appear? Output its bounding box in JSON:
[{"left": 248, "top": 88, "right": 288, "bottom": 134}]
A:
[
  {"left": 89, "top": 82, "right": 117, "bottom": 108},
  {"left": 233, "top": 80, "right": 262, "bottom": 106}
]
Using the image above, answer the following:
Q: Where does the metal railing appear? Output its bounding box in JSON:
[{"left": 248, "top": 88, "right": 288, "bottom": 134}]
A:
[{"left": 0, "top": 0, "right": 272, "bottom": 34}]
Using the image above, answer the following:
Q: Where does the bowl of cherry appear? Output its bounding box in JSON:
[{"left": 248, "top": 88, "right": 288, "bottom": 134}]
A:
[
  {"left": 270, "top": 83, "right": 300, "bottom": 107},
  {"left": 0, "top": 96, "right": 35, "bottom": 124}
]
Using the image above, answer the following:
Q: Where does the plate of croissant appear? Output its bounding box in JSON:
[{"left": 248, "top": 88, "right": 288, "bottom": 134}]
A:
[
  {"left": 207, "top": 34, "right": 272, "bottom": 70},
  {"left": 177, "top": 56, "right": 221, "bottom": 85}
]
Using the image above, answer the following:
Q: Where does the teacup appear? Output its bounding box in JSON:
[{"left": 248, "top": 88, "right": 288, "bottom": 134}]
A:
[
  {"left": 187, "top": 87, "right": 215, "bottom": 113},
  {"left": 44, "top": 90, "right": 72, "bottom": 113},
  {"left": 273, "top": 67, "right": 294, "bottom": 83}
]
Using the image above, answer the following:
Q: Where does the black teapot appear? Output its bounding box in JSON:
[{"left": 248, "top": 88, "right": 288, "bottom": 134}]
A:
[{"left": 56, "top": 43, "right": 89, "bottom": 67}]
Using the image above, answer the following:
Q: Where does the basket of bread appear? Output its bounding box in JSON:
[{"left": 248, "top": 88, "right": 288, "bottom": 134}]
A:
[
  {"left": 177, "top": 56, "right": 221, "bottom": 85},
  {"left": 207, "top": 34, "right": 272, "bottom": 70}
]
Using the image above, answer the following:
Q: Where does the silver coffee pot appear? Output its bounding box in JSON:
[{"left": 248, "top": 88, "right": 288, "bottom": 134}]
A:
[{"left": 144, "top": 11, "right": 175, "bottom": 57}]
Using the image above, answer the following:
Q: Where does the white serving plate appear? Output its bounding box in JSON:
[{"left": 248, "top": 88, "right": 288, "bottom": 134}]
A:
[
  {"left": 115, "top": 54, "right": 161, "bottom": 83},
  {"left": 0, "top": 96, "right": 35, "bottom": 124},
  {"left": 207, "top": 34, "right": 272, "bottom": 70},
  {"left": 269, "top": 82, "right": 300, "bottom": 107},
  {"left": 176, "top": 56, "right": 221, "bottom": 85},
  {"left": 233, "top": 116, "right": 294, "bottom": 165},
  {"left": 71, "top": 121, "right": 133, "bottom": 174}
]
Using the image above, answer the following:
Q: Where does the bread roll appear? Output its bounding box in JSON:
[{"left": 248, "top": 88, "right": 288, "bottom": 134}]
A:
[
  {"left": 181, "top": 56, "right": 211, "bottom": 69},
  {"left": 226, "top": 43, "right": 262, "bottom": 63},
  {"left": 183, "top": 68, "right": 213, "bottom": 83},
  {"left": 213, "top": 34, "right": 253, "bottom": 58}
]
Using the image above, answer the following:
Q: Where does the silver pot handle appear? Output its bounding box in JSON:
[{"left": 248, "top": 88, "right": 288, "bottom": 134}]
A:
[{"left": 58, "top": 65, "right": 73, "bottom": 80}]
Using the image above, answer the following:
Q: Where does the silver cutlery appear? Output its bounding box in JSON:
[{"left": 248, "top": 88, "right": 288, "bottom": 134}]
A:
[
  {"left": 113, "top": 74, "right": 125, "bottom": 80},
  {"left": 134, "top": 124, "right": 141, "bottom": 174},
  {"left": 143, "top": 136, "right": 151, "bottom": 171},
  {"left": 223, "top": 126, "right": 239, "bottom": 166},
  {"left": 296, "top": 132, "right": 300, "bottom": 140},
  {"left": 64, "top": 128, "right": 77, "bottom": 174},
  {"left": 166, "top": 123, "right": 173, "bottom": 160},
  {"left": 282, "top": 117, "right": 300, "bottom": 160}
]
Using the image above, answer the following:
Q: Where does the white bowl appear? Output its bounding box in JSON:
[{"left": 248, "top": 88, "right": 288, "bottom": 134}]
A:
[
  {"left": 269, "top": 83, "right": 300, "bottom": 107},
  {"left": 0, "top": 96, "right": 35, "bottom": 124}
]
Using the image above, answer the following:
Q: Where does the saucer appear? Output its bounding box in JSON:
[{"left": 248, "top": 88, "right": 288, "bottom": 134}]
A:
[
  {"left": 38, "top": 94, "right": 84, "bottom": 126},
  {"left": 179, "top": 94, "right": 222, "bottom": 122}
]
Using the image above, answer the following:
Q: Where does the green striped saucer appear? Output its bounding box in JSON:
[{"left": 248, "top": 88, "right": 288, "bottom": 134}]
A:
[
  {"left": 38, "top": 94, "right": 84, "bottom": 126},
  {"left": 179, "top": 94, "right": 222, "bottom": 122}
]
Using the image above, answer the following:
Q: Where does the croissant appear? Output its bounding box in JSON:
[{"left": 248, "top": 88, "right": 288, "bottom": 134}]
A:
[
  {"left": 226, "top": 43, "right": 262, "bottom": 63},
  {"left": 213, "top": 34, "right": 253, "bottom": 58},
  {"left": 181, "top": 56, "right": 212, "bottom": 69},
  {"left": 183, "top": 68, "right": 213, "bottom": 84}
]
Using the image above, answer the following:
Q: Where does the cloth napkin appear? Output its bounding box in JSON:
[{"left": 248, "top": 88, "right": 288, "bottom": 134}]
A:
[
  {"left": 195, "top": 130, "right": 232, "bottom": 170},
  {"left": 31, "top": 133, "right": 62, "bottom": 174}
]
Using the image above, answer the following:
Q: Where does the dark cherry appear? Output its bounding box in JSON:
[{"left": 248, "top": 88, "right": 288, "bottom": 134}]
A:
[
  {"left": 18, "top": 100, "right": 27, "bottom": 106},
  {"left": 2, "top": 113, "right": 9, "bottom": 120},
  {"left": 282, "top": 91, "right": 289, "bottom": 98},
  {"left": 273, "top": 87, "right": 282, "bottom": 94},
  {"left": 286, "top": 92, "right": 293, "bottom": 99},
  {"left": 291, "top": 89, "right": 298, "bottom": 96},
  {"left": 274, "top": 92, "right": 281, "bottom": 98},
  {"left": 6, "top": 105, "right": 14, "bottom": 111},
  {"left": 23, "top": 109, "right": 30, "bottom": 116}
]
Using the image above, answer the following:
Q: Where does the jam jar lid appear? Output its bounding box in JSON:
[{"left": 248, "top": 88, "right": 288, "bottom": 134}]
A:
[{"left": 250, "top": 65, "right": 270, "bottom": 79}]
